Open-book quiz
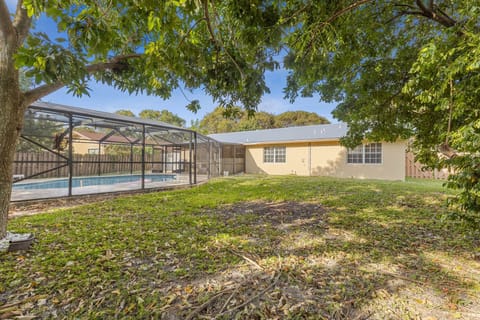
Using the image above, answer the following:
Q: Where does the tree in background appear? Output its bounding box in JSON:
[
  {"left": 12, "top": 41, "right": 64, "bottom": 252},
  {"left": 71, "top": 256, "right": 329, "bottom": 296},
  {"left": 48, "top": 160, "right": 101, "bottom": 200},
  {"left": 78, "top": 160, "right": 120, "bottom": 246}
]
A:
[
  {"left": 189, "top": 119, "right": 202, "bottom": 133},
  {"left": 115, "top": 109, "right": 136, "bottom": 118},
  {"left": 0, "top": 0, "right": 281, "bottom": 240},
  {"left": 199, "top": 107, "right": 242, "bottom": 134},
  {"left": 199, "top": 107, "right": 329, "bottom": 133},
  {"left": 282, "top": 0, "right": 480, "bottom": 220},
  {"left": 274, "top": 111, "right": 329, "bottom": 128},
  {"left": 237, "top": 111, "right": 275, "bottom": 131},
  {"left": 139, "top": 109, "right": 186, "bottom": 127}
]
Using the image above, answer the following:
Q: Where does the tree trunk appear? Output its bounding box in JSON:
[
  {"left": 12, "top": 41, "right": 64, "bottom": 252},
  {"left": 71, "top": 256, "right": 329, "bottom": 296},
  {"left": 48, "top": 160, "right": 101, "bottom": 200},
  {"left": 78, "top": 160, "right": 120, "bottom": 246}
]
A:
[{"left": 0, "top": 33, "right": 26, "bottom": 240}]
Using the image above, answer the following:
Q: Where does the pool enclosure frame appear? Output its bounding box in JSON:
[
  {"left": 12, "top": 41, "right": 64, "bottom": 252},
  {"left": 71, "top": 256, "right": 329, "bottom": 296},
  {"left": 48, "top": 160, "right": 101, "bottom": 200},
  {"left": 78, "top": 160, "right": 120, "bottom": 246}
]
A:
[{"left": 12, "top": 102, "right": 243, "bottom": 201}]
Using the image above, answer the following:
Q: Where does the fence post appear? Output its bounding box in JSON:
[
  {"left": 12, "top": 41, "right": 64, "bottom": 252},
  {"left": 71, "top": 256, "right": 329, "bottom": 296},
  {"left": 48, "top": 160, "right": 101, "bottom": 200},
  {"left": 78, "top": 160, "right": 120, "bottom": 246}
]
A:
[
  {"left": 194, "top": 132, "right": 197, "bottom": 184},
  {"left": 68, "top": 114, "right": 73, "bottom": 197},
  {"left": 141, "top": 125, "right": 145, "bottom": 189},
  {"left": 189, "top": 132, "right": 193, "bottom": 185}
]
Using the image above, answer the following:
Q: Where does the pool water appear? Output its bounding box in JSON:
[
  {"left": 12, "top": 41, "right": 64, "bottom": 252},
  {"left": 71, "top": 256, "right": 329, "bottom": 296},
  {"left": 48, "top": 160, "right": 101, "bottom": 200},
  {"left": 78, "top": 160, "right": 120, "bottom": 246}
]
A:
[{"left": 13, "top": 174, "right": 176, "bottom": 190}]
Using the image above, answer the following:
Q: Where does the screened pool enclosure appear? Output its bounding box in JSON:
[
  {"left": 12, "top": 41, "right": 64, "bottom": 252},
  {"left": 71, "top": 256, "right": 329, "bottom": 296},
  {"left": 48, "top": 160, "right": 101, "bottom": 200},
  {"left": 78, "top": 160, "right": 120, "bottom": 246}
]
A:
[{"left": 12, "top": 102, "right": 244, "bottom": 201}]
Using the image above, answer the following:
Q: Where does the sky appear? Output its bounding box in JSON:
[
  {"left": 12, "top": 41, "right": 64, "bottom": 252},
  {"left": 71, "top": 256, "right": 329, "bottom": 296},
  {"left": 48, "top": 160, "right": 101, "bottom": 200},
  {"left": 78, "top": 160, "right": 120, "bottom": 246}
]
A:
[{"left": 8, "top": 0, "right": 338, "bottom": 125}]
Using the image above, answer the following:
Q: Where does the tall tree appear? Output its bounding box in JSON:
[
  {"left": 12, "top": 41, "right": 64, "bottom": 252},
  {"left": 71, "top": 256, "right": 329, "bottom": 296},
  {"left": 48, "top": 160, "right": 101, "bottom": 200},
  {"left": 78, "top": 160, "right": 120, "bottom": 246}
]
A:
[
  {"left": 274, "top": 111, "right": 329, "bottom": 127},
  {"left": 198, "top": 107, "right": 329, "bottom": 133},
  {"left": 283, "top": 0, "right": 480, "bottom": 219},
  {"left": 0, "top": 0, "right": 281, "bottom": 240},
  {"left": 199, "top": 106, "right": 243, "bottom": 133},
  {"left": 115, "top": 109, "right": 136, "bottom": 117},
  {"left": 139, "top": 109, "right": 186, "bottom": 127},
  {"left": 237, "top": 111, "right": 276, "bottom": 131}
]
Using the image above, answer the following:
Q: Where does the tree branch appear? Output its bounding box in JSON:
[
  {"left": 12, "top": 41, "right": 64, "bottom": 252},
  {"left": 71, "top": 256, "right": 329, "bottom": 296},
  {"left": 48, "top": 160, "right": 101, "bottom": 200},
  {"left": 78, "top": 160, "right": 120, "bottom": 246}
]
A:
[
  {"left": 0, "top": 0, "right": 14, "bottom": 38},
  {"left": 434, "top": 5, "right": 457, "bottom": 27},
  {"left": 84, "top": 53, "right": 142, "bottom": 73},
  {"left": 177, "top": 18, "right": 205, "bottom": 48},
  {"left": 24, "top": 82, "right": 65, "bottom": 105},
  {"left": 439, "top": 142, "right": 457, "bottom": 159},
  {"left": 428, "top": 0, "right": 434, "bottom": 11},
  {"left": 304, "top": 0, "right": 374, "bottom": 54},
  {"left": 392, "top": 3, "right": 417, "bottom": 10},
  {"left": 24, "top": 54, "right": 143, "bottom": 105},
  {"left": 415, "top": 0, "right": 430, "bottom": 15},
  {"left": 386, "top": 10, "right": 429, "bottom": 24},
  {"left": 414, "top": 0, "right": 456, "bottom": 27},
  {"left": 13, "top": 0, "right": 31, "bottom": 45},
  {"left": 201, "top": 0, "right": 245, "bottom": 79},
  {"left": 322, "top": 0, "right": 374, "bottom": 26}
]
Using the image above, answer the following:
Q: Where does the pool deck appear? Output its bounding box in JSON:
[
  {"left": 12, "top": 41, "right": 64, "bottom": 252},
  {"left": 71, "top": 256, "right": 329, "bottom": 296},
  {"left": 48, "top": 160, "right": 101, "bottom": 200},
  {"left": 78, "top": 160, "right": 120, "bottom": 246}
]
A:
[{"left": 11, "top": 174, "right": 208, "bottom": 202}]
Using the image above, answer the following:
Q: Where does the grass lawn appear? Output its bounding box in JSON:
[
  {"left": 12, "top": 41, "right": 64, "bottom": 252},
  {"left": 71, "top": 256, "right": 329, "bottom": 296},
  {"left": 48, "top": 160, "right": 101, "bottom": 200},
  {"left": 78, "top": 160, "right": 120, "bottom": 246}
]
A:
[{"left": 1, "top": 175, "right": 479, "bottom": 319}]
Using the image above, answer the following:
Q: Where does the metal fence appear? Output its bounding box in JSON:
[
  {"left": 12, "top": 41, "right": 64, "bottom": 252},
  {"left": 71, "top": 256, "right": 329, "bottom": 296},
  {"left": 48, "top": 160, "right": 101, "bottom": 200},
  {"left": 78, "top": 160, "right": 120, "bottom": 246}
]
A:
[{"left": 11, "top": 102, "right": 243, "bottom": 202}]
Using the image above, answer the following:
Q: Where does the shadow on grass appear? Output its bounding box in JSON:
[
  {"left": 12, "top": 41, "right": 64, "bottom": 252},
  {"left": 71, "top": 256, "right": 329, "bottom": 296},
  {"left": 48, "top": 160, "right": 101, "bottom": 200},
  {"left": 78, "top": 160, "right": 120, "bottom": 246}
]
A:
[{"left": 1, "top": 176, "right": 479, "bottom": 319}]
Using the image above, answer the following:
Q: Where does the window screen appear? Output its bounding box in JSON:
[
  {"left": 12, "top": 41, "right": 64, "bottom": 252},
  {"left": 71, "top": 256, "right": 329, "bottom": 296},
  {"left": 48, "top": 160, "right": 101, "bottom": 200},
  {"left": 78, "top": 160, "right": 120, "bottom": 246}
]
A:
[
  {"left": 263, "top": 146, "right": 286, "bottom": 163},
  {"left": 347, "top": 143, "right": 382, "bottom": 164}
]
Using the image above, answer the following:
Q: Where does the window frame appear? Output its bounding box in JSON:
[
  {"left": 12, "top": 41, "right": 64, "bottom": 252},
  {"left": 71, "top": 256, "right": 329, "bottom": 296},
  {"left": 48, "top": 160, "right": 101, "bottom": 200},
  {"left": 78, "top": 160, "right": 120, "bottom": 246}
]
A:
[
  {"left": 347, "top": 143, "right": 382, "bottom": 165},
  {"left": 263, "top": 146, "right": 286, "bottom": 163}
]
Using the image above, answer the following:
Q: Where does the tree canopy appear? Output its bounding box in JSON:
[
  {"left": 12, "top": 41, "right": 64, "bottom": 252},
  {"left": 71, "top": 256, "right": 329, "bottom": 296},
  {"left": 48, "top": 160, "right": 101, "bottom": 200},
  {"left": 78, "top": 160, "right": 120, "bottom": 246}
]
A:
[
  {"left": 139, "top": 109, "right": 186, "bottom": 127},
  {"left": 0, "top": 0, "right": 282, "bottom": 239},
  {"left": 2, "top": 0, "right": 480, "bottom": 240},
  {"left": 198, "top": 107, "right": 329, "bottom": 134},
  {"left": 282, "top": 0, "right": 480, "bottom": 218},
  {"left": 115, "top": 109, "right": 136, "bottom": 118},
  {"left": 274, "top": 111, "right": 330, "bottom": 128},
  {"left": 114, "top": 108, "right": 187, "bottom": 127}
]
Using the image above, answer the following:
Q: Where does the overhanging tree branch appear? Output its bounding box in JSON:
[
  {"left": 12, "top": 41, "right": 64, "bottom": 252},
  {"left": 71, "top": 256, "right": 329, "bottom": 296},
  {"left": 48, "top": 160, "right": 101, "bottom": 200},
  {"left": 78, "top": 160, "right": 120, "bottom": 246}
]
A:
[
  {"left": 24, "top": 82, "right": 65, "bottom": 105},
  {"left": 13, "top": 0, "right": 31, "bottom": 45},
  {"left": 386, "top": 10, "right": 429, "bottom": 24},
  {"left": 428, "top": 0, "right": 434, "bottom": 11},
  {"left": 84, "top": 53, "right": 142, "bottom": 73},
  {"left": 414, "top": 0, "right": 456, "bottom": 27},
  {"left": 304, "top": 0, "right": 374, "bottom": 55},
  {"left": 201, "top": 0, "right": 245, "bottom": 79},
  {"left": 24, "top": 54, "right": 143, "bottom": 105},
  {"left": 321, "top": 0, "right": 374, "bottom": 27},
  {"left": 415, "top": 0, "right": 430, "bottom": 14},
  {"left": 178, "top": 18, "right": 206, "bottom": 48}
]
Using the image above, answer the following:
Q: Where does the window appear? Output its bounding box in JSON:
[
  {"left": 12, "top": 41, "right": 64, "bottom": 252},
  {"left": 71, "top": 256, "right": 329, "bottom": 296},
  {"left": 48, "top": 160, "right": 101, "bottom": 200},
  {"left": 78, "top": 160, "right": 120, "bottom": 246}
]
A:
[
  {"left": 263, "top": 146, "right": 286, "bottom": 163},
  {"left": 88, "top": 148, "right": 100, "bottom": 155},
  {"left": 347, "top": 143, "right": 382, "bottom": 164},
  {"left": 347, "top": 145, "right": 364, "bottom": 164},
  {"left": 364, "top": 143, "right": 382, "bottom": 164}
]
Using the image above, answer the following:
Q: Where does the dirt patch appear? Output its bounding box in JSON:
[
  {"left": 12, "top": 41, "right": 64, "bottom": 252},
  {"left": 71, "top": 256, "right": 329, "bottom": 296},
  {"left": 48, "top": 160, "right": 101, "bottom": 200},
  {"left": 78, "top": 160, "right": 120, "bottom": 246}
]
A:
[{"left": 205, "top": 200, "right": 327, "bottom": 227}]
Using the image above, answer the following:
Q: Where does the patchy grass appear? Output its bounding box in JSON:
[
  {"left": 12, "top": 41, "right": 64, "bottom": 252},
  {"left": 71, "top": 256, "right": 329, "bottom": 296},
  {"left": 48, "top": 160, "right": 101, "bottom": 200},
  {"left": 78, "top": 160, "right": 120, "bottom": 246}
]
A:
[{"left": 1, "top": 175, "right": 479, "bottom": 319}]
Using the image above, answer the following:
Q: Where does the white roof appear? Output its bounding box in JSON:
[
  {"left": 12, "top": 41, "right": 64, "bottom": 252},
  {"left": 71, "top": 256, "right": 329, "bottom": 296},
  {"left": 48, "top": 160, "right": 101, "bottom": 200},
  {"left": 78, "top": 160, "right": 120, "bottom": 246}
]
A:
[{"left": 208, "top": 123, "right": 347, "bottom": 145}]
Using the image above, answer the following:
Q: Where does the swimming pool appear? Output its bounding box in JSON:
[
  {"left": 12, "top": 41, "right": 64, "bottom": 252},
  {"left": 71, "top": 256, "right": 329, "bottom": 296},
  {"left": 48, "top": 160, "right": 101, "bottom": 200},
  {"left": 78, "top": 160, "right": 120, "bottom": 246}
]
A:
[{"left": 13, "top": 174, "right": 176, "bottom": 190}]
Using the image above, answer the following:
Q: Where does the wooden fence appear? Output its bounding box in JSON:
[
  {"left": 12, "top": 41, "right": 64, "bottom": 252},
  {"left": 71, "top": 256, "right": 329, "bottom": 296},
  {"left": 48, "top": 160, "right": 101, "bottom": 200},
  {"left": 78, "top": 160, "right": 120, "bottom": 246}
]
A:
[
  {"left": 405, "top": 152, "right": 452, "bottom": 180},
  {"left": 13, "top": 151, "right": 237, "bottom": 180},
  {"left": 13, "top": 152, "right": 160, "bottom": 179}
]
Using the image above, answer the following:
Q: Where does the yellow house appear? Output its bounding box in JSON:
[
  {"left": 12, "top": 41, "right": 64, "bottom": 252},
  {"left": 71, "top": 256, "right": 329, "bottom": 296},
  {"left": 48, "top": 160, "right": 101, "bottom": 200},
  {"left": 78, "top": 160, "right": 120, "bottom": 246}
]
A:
[
  {"left": 209, "top": 123, "right": 406, "bottom": 181},
  {"left": 72, "top": 130, "right": 132, "bottom": 154}
]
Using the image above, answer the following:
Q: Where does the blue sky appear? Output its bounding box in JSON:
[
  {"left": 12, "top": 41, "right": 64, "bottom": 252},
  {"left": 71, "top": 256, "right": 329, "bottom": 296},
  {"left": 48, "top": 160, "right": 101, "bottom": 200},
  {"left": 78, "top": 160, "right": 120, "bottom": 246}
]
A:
[{"left": 9, "top": 0, "right": 338, "bottom": 124}]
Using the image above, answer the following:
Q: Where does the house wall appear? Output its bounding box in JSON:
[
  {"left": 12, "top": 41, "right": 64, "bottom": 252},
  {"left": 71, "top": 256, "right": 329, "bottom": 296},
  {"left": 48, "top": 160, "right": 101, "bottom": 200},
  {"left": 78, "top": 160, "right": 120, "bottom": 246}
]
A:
[
  {"left": 245, "top": 140, "right": 406, "bottom": 181},
  {"left": 72, "top": 141, "right": 100, "bottom": 154}
]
